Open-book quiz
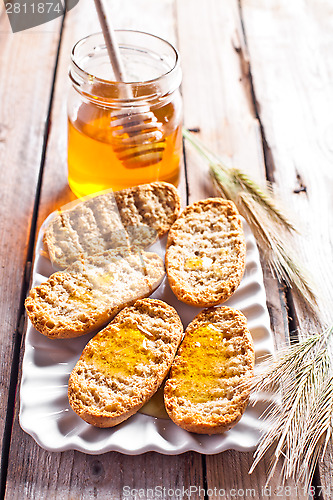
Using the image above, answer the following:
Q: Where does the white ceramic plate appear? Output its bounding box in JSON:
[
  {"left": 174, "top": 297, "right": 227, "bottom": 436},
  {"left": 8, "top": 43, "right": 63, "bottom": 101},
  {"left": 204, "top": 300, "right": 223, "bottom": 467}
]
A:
[{"left": 19, "top": 212, "right": 274, "bottom": 455}]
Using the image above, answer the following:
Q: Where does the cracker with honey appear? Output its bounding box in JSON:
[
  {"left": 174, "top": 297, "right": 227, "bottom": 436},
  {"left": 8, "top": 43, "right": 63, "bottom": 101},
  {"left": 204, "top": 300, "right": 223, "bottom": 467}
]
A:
[
  {"left": 165, "top": 198, "right": 246, "bottom": 307},
  {"left": 68, "top": 299, "right": 183, "bottom": 427},
  {"left": 25, "top": 248, "right": 165, "bottom": 339},
  {"left": 164, "top": 306, "right": 254, "bottom": 434}
]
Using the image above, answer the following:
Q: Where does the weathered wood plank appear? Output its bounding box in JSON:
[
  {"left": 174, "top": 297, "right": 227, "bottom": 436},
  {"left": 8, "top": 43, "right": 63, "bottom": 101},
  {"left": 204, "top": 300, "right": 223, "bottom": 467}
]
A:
[
  {"left": 0, "top": 10, "right": 62, "bottom": 488},
  {"left": 6, "top": 423, "right": 203, "bottom": 500},
  {"left": 5, "top": 1, "right": 203, "bottom": 499},
  {"left": 241, "top": 0, "right": 333, "bottom": 497},
  {"left": 176, "top": 0, "right": 307, "bottom": 498}
]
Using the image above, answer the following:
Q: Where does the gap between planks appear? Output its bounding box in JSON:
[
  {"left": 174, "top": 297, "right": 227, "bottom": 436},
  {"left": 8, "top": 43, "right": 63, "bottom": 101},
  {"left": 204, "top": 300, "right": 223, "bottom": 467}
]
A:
[{"left": 0, "top": 11, "right": 66, "bottom": 500}]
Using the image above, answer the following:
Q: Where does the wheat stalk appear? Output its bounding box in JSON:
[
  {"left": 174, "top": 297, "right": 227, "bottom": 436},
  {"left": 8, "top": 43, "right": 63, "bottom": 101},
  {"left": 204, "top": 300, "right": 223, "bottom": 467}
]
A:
[
  {"left": 182, "top": 127, "right": 317, "bottom": 309},
  {"left": 249, "top": 327, "right": 333, "bottom": 488}
]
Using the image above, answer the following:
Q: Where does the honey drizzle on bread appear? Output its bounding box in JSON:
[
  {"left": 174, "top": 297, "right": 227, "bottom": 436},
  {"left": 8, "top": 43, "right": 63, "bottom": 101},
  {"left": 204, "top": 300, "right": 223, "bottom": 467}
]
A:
[
  {"left": 68, "top": 299, "right": 183, "bottom": 427},
  {"left": 165, "top": 198, "right": 246, "bottom": 307},
  {"left": 25, "top": 248, "right": 165, "bottom": 339},
  {"left": 164, "top": 307, "right": 255, "bottom": 434}
]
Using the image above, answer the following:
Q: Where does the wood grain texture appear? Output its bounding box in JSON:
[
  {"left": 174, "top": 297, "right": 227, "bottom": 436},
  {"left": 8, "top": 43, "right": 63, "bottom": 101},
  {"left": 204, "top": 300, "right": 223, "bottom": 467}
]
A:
[
  {"left": 7, "top": 424, "right": 203, "bottom": 499},
  {"left": 176, "top": 0, "right": 307, "bottom": 498},
  {"left": 5, "top": 1, "right": 202, "bottom": 499},
  {"left": 241, "top": 0, "right": 333, "bottom": 322},
  {"left": 241, "top": 0, "right": 333, "bottom": 496},
  {"left": 0, "top": 11, "right": 62, "bottom": 483},
  {"left": 177, "top": 0, "right": 266, "bottom": 193}
]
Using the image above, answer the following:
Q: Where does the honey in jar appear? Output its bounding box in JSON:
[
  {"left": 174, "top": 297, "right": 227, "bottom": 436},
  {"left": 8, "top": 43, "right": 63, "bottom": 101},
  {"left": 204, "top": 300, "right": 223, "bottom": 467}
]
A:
[{"left": 68, "top": 31, "right": 183, "bottom": 197}]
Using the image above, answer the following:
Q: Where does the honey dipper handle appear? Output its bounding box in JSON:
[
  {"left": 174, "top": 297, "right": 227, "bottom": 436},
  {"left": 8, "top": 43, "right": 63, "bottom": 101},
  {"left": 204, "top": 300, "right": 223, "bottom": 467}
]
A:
[{"left": 92, "top": 0, "right": 128, "bottom": 84}]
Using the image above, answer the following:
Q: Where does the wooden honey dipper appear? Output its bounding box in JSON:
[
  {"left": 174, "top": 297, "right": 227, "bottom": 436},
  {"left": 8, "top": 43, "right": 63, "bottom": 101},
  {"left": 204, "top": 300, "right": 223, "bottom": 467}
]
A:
[{"left": 93, "top": 0, "right": 165, "bottom": 168}]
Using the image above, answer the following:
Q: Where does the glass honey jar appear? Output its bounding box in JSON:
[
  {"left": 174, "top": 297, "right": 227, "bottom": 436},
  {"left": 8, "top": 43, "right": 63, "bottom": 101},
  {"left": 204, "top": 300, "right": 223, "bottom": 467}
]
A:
[{"left": 68, "top": 31, "right": 183, "bottom": 197}]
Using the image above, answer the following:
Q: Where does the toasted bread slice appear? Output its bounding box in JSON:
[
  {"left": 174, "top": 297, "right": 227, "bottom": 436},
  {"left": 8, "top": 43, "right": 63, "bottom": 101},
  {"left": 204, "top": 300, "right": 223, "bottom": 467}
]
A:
[
  {"left": 165, "top": 198, "right": 246, "bottom": 307},
  {"left": 164, "top": 307, "right": 254, "bottom": 434},
  {"left": 68, "top": 299, "right": 183, "bottom": 427},
  {"left": 25, "top": 248, "right": 164, "bottom": 339},
  {"left": 44, "top": 181, "right": 181, "bottom": 268}
]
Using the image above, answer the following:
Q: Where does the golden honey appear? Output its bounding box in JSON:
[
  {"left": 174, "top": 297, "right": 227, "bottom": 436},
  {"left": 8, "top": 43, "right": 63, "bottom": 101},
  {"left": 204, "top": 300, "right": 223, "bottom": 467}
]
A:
[
  {"left": 68, "top": 31, "right": 183, "bottom": 198},
  {"left": 184, "top": 257, "right": 203, "bottom": 270},
  {"left": 172, "top": 324, "right": 228, "bottom": 403},
  {"left": 87, "top": 325, "right": 153, "bottom": 378},
  {"left": 67, "top": 107, "right": 182, "bottom": 197}
]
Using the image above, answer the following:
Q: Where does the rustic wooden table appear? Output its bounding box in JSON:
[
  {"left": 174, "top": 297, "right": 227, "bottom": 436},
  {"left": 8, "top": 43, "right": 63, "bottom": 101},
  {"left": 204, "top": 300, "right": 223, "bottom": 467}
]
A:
[{"left": 1, "top": 0, "right": 332, "bottom": 498}]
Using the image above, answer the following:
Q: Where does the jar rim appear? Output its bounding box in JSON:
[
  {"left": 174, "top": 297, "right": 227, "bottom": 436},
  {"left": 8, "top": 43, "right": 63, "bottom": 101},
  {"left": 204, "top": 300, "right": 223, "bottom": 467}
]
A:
[{"left": 71, "top": 30, "right": 180, "bottom": 87}]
